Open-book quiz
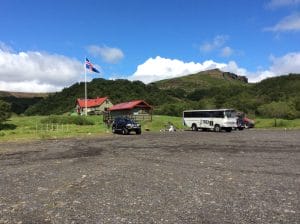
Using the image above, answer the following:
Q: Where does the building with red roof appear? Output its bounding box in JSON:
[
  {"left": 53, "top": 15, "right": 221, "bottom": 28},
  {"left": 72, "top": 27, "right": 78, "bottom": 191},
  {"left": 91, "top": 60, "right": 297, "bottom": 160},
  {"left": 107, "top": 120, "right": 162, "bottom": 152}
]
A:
[
  {"left": 108, "top": 100, "right": 152, "bottom": 121},
  {"left": 76, "top": 97, "right": 113, "bottom": 115}
]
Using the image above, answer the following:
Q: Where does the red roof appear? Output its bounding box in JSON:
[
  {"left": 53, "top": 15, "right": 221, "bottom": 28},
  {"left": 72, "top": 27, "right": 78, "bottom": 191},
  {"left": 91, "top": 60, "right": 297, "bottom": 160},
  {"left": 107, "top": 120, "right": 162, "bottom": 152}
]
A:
[
  {"left": 76, "top": 97, "right": 108, "bottom": 108},
  {"left": 109, "top": 100, "right": 152, "bottom": 111}
]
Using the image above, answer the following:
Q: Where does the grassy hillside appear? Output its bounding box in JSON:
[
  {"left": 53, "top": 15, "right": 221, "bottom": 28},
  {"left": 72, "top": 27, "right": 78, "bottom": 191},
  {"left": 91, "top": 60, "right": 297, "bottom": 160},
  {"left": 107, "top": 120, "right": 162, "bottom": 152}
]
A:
[
  {"left": 252, "top": 74, "right": 300, "bottom": 101},
  {"left": 0, "top": 91, "right": 48, "bottom": 114},
  {"left": 2, "top": 70, "right": 300, "bottom": 119},
  {"left": 24, "top": 79, "right": 177, "bottom": 115},
  {"left": 0, "top": 91, "right": 48, "bottom": 98},
  {"left": 154, "top": 72, "right": 300, "bottom": 118},
  {"left": 153, "top": 69, "right": 248, "bottom": 92}
]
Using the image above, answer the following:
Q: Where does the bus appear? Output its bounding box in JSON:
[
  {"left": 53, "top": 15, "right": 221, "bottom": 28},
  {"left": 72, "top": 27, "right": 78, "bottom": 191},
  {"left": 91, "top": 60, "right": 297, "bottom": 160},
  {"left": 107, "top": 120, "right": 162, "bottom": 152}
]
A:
[{"left": 183, "top": 109, "right": 237, "bottom": 132}]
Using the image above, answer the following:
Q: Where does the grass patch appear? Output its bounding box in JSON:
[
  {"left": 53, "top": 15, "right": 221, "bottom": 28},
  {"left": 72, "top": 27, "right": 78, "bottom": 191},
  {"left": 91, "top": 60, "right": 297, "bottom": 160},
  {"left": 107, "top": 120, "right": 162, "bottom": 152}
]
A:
[
  {"left": 41, "top": 115, "right": 94, "bottom": 125},
  {"left": 0, "top": 115, "right": 109, "bottom": 142},
  {"left": 254, "top": 118, "right": 300, "bottom": 129},
  {"left": 0, "top": 115, "right": 300, "bottom": 142},
  {"left": 141, "top": 115, "right": 184, "bottom": 132}
]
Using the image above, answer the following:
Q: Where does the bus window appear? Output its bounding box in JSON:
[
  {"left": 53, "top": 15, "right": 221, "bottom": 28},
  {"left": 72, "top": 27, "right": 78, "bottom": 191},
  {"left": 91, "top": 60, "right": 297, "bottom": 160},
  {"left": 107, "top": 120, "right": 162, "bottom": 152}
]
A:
[
  {"left": 225, "top": 110, "right": 236, "bottom": 118},
  {"left": 213, "top": 111, "right": 224, "bottom": 118}
]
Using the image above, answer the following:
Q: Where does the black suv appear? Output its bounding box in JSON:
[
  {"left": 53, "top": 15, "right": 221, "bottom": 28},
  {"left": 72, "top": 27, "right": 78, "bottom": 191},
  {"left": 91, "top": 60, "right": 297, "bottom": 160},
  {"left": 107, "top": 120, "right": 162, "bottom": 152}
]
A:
[{"left": 112, "top": 117, "right": 142, "bottom": 135}]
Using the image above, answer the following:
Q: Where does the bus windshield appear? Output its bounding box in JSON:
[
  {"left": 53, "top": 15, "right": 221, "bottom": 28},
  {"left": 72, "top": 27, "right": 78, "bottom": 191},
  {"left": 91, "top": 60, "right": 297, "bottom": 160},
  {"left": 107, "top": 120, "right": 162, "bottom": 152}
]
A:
[{"left": 225, "top": 110, "right": 236, "bottom": 118}]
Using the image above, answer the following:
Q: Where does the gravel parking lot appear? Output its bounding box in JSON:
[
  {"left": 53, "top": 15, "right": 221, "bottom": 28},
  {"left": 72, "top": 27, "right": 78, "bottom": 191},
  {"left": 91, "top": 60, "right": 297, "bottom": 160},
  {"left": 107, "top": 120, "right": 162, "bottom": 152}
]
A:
[{"left": 0, "top": 130, "right": 299, "bottom": 224}]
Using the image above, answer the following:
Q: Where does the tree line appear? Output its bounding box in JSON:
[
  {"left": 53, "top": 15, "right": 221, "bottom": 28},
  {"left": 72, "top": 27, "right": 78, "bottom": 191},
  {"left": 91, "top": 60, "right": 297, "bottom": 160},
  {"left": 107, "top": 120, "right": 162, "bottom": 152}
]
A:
[{"left": 1, "top": 74, "right": 300, "bottom": 119}]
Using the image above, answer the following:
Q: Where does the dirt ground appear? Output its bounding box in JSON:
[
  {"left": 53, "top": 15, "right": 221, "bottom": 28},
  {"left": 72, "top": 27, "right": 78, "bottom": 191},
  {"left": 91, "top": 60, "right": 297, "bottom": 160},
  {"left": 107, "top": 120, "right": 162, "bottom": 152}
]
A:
[{"left": 0, "top": 129, "right": 299, "bottom": 224}]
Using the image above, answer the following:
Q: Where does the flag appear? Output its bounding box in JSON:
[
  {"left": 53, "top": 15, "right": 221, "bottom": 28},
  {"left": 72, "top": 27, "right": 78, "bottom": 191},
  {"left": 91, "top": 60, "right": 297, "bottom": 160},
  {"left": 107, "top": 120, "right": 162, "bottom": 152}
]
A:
[{"left": 85, "top": 58, "right": 100, "bottom": 73}]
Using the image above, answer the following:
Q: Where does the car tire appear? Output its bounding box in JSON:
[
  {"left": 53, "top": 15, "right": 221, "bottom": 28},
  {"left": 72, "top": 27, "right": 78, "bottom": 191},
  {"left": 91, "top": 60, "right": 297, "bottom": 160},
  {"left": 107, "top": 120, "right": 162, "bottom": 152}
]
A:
[
  {"left": 112, "top": 127, "right": 116, "bottom": 134},
  {"left": 122, "top": 128, "right": 128, "bottom": 135},
  {"left": 136, "top": 129, "right": 141, "bottom": 135}
]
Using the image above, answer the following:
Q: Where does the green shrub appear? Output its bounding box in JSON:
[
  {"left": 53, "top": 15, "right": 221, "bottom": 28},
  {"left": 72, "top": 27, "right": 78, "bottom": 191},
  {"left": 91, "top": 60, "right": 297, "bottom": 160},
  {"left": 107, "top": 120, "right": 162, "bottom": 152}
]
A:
[
  {"left": 258, "top": 101, "right": 297, "bottom": 119},
  {"left": 41, "top": 115, "right": 94, "bottom": 126},
  {"left": 0, "top": 100, "right": 11, "bottom": 123},
  {"left": 275, "top": 120, "right": 288, "bottom": 127}
]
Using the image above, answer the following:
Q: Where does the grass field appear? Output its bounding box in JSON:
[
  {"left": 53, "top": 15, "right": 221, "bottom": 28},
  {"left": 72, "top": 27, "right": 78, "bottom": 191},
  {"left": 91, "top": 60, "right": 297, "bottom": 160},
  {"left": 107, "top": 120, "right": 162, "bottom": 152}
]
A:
[
  {"left": 0, "top": 115, "right": 299, "bottom": 142},
  {"left": 254, "top": 118, "right": 300, "bottom": 129},
  {"left": 0, "top": 115, "right": 109, "bottom": 142},
  {"left": 0, "top": 115, "right": 182, "bottom": 142}
]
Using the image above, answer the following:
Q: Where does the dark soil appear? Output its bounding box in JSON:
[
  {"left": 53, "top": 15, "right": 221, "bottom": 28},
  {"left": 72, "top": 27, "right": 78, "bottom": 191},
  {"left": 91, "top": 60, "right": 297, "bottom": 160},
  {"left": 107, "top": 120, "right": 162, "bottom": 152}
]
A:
[{"left": 0, "top": 130, "right": 299, "bottom": 223}]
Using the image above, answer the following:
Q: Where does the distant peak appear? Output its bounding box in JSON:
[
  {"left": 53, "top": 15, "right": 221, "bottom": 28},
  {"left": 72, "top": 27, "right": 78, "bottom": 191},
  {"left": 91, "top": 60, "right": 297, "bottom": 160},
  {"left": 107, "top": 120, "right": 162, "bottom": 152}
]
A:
[{"left": 198, "top": 69, "right": 248, "bottom": 83}]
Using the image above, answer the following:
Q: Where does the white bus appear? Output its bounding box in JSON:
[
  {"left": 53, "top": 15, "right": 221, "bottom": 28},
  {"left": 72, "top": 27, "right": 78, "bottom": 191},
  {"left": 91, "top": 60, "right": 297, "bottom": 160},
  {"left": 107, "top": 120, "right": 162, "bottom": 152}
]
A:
[{"left": 183, "top": 109, "right": 237, "bottom": 132}]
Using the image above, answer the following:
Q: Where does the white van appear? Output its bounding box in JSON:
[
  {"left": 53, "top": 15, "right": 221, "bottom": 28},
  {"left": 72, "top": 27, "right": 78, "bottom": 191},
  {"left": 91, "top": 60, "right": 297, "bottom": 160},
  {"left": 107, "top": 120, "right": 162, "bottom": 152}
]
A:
[{"left": 183, "top": 109, "right": 237, "bottom": 132}]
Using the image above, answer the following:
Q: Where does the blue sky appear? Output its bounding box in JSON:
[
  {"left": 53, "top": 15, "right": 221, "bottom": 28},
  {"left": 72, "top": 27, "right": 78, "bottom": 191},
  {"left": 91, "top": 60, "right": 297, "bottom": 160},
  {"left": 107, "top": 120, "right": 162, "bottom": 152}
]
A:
[{"left": 0, "top": 0, "right": 300, "bottom": 92}]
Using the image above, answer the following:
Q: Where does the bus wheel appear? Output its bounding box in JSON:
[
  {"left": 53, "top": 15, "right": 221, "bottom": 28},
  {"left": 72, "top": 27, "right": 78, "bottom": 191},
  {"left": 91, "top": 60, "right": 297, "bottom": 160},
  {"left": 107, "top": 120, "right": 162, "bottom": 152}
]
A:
[
  {"left": 192, "top": 124, "right": 198, "bottom": 131},
  {"left": 214, "top": 124, "right": 221, "bottom": 132}
]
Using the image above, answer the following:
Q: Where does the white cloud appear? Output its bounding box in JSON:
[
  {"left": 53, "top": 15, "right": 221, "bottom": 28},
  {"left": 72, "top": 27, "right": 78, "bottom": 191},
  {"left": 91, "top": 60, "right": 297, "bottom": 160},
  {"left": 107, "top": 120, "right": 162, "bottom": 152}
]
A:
[
  {"left": 87, "top": 45, "right": 124, "bottom": 64},
  {"left": 246, "top": 52, "right": 300, "bottom": 82},
  {"left": 264, "top": 13, "right": 300, "bottom": 32},
  {"left": 220, "top": 46, "right": 234, "bottom": 57},
  {"left": 267, "top": 0, "right": 300, "bottom": 9},
  {"left": 0, "top": 80, "right": 62, "bottom": 93},
  {"left": 0, "top": 48, "right": 84, "bottom": 92},
  {"left": 128, "top": 56, "right": 249, "bottom": 84},
  {"left": 269, "top": 52, "right": 300, "bottom": 74},
  {"left": 129, "top": 53, "right": 300, "bottom": 84},
  {"left": 200, "top": 35, "right": 229, "bottom": 53},
  {"left": 200, "top": 35, "right": 236, "bottom": 57},
  {"left": 0, "top": 41, "right": 13, "bottom": 52},
  {"left": 222, "top": 61, "right": 248, "bottom": 76}
]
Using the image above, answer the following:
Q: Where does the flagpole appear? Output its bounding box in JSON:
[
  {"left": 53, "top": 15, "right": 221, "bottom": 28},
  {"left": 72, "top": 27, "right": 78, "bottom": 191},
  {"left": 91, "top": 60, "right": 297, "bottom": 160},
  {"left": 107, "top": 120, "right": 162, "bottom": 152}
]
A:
[{"left": 84, "top": 58, "right": 87, "bottom": 116}]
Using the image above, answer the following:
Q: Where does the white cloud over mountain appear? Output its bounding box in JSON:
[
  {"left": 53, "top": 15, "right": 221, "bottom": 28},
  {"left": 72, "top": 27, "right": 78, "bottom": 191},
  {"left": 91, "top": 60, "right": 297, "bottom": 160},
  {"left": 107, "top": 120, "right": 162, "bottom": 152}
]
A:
[
  {"left": 128, "top": 56, "right": 248, "bottom": 83},
  {"left": 0, "top": 49, "right": 83, "bottom": 92},
  {"left": 129, "top": 53, "right": 300, "bottom": 84},
  {"left": 269, "top": 52, "right": 300, "bottom": 74},
  {"left": 0, "top": 44, "right": 299, "bottom": 92},
  {"left": 128, "top": 56, "right": 223, "bottom": 83}
]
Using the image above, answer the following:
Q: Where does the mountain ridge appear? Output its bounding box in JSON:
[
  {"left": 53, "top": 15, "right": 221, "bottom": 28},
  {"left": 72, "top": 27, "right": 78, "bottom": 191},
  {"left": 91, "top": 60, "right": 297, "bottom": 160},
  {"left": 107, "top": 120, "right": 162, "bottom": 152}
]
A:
[{"left": 0, "top": 91, "right": 49, "bottom": 98}]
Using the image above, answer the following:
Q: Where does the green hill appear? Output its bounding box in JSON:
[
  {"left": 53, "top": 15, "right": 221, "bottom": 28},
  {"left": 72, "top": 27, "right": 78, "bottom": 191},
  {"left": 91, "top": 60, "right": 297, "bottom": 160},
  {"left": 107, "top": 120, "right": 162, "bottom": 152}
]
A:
[
  {"left": 153, "top": 71, "right": 299, "bottom": 118},
  {"left": 24, "top": 79, "right": 176, "bottom": 115},
  {"left": 153, "top": 69, "right": 248, "bottom": 92},
  {"left": 0, "top": 91, "right": 48, "bottom": 114},
  {"left": 2, "top": 70, "right": 299, "bottom": 119}
]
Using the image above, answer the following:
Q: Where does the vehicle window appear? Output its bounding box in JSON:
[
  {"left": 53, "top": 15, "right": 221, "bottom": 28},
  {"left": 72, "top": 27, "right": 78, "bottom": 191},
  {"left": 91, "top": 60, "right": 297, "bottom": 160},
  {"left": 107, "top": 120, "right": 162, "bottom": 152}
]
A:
[{"left": 225, "top": 110, "right": 236, "bottom": 118}]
